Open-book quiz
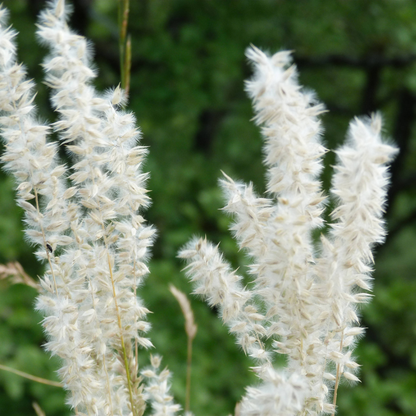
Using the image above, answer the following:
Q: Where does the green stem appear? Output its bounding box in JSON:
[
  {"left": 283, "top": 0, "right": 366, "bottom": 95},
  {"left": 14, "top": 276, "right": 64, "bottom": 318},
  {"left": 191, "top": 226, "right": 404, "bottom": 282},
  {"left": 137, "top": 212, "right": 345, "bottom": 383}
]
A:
[{"left": 118, "top": 0, "right": 130, "bottom": 94}]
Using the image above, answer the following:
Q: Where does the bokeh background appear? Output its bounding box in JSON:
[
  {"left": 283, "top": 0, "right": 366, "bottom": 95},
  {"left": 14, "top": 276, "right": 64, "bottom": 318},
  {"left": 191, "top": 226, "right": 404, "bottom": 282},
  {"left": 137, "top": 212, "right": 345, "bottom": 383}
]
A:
[{"left": 1, "top": 0, "right": 415, "bottom": 415}]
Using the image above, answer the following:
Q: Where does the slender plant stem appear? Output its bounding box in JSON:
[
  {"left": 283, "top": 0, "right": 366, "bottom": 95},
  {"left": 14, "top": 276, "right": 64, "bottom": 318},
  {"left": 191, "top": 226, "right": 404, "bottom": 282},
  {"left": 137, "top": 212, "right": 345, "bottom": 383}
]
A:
[
  {"left": 91, "top": 169, "right": 136, "bottom": 416},
  {"left": 118, "top": 0, "right": 131, "bottom": 95},
  {"left": 169, "top": 285, "right": 196, "bottom": 413},
  {"left": 185, "top": 335, "right": 193, "bottom": 413},
  {"left": 86, "top": 276, "right": 114, "bottom": 416},
  {"left": 32, "top": 402, "right": 46, "bottom": 416},
  {"left": 106, "top": 250, "right": 137, "bottom": 416},
  {"left": 331, "top": 332, "right": 345, "bottom": 416},
  {"left": 125, "top": 34, "right": 132, "bottom": 96},
  {"left": 0, "top": 364, "right": 62, "bottom": 387},
  {"left": 133, "top": 263, "right": 139, "bottom": 376}
]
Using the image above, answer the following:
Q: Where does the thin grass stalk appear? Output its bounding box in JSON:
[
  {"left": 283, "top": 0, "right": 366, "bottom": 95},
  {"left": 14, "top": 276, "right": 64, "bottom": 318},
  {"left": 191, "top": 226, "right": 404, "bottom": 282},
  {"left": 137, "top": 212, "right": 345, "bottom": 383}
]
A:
[
  {"left": 119, "top": 0, "right": 130, "bottom": 95},
  {"left": 185, "top": 334, "right": 193, "bottom": 413},
  {"left": 331, "top": 332, "right": 344, "bottom": 415},
  {"left": 170, "top": 285, "right": 197, "bottom": 413},
  {"left": 0, "top": 364, "right": 62, "bottom": 388},
  {"left": 32, "top": 402, "right": 46, "bottom": 416}
]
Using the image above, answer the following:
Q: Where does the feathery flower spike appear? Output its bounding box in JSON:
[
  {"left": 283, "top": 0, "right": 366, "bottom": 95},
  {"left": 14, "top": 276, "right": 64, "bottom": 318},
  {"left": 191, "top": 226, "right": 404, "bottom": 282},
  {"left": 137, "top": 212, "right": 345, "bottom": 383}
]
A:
[{"left": 180, "top": 47, "right": 397, "bottom": 415}]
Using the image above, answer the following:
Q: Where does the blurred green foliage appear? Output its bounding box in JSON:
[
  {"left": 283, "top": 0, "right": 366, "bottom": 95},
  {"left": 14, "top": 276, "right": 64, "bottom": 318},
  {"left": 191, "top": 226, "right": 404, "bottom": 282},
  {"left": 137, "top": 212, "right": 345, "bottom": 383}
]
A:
[{"left": 0, "top": 0, "right": 415, "bottom": 415}]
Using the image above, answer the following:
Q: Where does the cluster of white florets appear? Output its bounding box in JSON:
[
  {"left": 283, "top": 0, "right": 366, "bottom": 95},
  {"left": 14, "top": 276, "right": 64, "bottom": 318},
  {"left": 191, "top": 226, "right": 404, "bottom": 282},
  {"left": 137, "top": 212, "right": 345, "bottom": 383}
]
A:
[
  {"left": 0, "top": 2, "right": 178, "bottom": 415},
  {"left": 181, "top": 46, "right": 397, "bottom": 415}
]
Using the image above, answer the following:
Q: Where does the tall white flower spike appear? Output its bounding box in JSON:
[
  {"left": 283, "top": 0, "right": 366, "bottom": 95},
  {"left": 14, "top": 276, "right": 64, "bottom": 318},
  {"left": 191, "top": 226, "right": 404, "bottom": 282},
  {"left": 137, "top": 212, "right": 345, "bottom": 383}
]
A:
[
  {"left": 180, "top": 47, "right": 397, "bottom": 415},
  {"left": 0, "top": 2, "right": 180, "bottom": 415}
]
